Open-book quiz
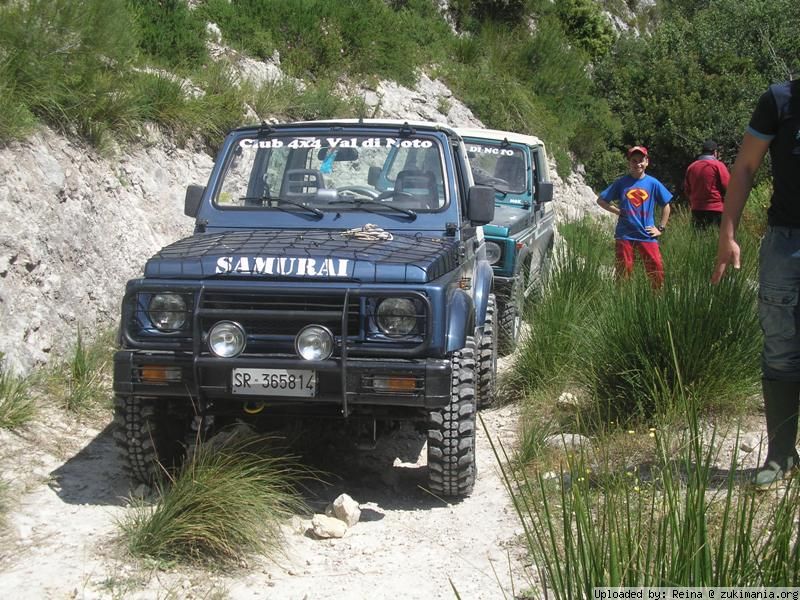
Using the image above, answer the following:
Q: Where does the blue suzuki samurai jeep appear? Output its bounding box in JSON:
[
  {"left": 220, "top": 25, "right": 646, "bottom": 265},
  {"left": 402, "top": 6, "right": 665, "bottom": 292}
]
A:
[
  {"left": 113, "top": 119, "right": 497, "bottom": 498},
  {"left": 456, "top": 128, "right": 555, "bottom": 356}
]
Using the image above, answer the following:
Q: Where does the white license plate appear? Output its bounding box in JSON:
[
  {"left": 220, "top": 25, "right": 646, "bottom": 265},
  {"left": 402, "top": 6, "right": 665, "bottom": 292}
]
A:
[{"left": 232, "top": 368, "right": 316, "bottom": 397}]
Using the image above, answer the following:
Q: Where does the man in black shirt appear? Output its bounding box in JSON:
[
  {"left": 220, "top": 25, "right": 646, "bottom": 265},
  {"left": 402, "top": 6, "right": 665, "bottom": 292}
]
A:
[{"left": 712, "top": 79, "right": 800, "bottom": 489}]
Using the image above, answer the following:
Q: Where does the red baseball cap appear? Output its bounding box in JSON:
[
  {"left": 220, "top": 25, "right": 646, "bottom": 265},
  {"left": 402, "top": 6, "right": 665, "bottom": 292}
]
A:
[{"left": 627, "top": 145, "right": 649, "bottom": 158}]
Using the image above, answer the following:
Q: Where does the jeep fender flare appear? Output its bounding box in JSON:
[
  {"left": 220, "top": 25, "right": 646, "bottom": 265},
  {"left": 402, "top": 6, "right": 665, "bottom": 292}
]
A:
[
  {"left": 445, "top": 288, "right": 474, "bottom": 353},
  {"left": 515, "top": 244, "right": 532, "bottom": 278}
]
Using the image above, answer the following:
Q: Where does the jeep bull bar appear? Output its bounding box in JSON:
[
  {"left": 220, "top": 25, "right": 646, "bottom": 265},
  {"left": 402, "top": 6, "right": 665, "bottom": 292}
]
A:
[{"left": 113, "top": 280, "right": 451, "bottom": 415}]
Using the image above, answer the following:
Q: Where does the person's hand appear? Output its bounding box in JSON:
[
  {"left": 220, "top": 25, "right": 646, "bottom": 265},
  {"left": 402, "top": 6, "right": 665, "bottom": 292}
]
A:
[
  {"left": 711, "top": 237, "right": 741, "bottom": 284},
  {"left": 645, "top": 225, "right": 662, "bottom": 238}
]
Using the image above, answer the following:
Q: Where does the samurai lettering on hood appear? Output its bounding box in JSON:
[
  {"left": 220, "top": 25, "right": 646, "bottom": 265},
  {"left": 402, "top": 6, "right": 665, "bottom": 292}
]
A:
[{"left": 215, "top": 256, "right": 350, "bottom": 277}]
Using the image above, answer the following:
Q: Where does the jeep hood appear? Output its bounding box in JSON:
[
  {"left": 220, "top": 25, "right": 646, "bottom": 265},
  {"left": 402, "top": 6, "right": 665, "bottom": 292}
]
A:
[
  {"left": 485, "top": 204, "right": 530, "bottom": 237},
  {"left": 144, "top": 229, "right": 460, "bottom": 284}
]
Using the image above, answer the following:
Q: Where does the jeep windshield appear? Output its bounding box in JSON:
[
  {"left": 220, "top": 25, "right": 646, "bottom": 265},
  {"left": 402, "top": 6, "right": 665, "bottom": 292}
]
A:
[
  {"left": 464, "top": 142, "right": 528, "bottom": 196},
  {"left": 215, "top": 133, "right": 447, "bottom": 213}
]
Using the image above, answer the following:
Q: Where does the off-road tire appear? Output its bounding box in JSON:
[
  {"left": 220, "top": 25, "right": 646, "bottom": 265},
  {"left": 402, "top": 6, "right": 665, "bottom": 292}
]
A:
[
  {"left": 497, "top": 298, "right": 520, "bottom": 357},
  {"left": 477, "top": 294, "right": 497, "bottom": 408},
  {"left": 113, "top": 395, "right": 192, "bottom": 485},
  {"left": 427, "top": 337, "right": 477, "bottom": 498}
]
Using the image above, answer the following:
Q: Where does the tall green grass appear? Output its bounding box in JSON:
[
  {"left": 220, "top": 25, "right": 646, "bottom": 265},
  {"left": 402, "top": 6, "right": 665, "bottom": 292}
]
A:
[
  {"left": 494, "top": 334, "right": 800, "bottom": 596},
  {"left": 0, "top": 354, "right": 36, "bottom": 429},
  {"left": 513, "top": 201, "right": 764, "bottom": 431},
  {"left": 40, "top": 328, "right": 116, "bottom": 414},
  {"left": 120, "top": 432, "right": 308, "bottom": 565},
  {"left": 0, "top": 0, "right": 140, "bottom": 148},
  {"left": 509, "top": 217, "right": 613, "bottom": 394}
]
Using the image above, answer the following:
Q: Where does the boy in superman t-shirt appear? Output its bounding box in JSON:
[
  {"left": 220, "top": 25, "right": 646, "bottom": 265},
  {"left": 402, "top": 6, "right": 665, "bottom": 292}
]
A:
[{"left": 596, "top": 146, "right": 672, "bottom": 287}]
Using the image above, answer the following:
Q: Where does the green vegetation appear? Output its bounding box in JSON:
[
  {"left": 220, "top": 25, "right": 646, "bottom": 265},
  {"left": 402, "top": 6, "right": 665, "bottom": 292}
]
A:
[
  {"left": 494, "top": 403, "right": 800, "bottom": 594},
  {"left": 512, "top": 191, "right": 767, "bottom": 431},
  {"left": 120, "top": 432, "right": 308, "bottom": 565},
  {"left": 595, "top": 0, "right": 800, "bottom": 190},
  {"left": 501, "top": 187, "right": 794, "bottom": 593},
  {"left": 1, "top": 0, "right": 796, "bottom": 185},
  {"left": 0, "top": 354, "right": 36, "bottom": 429},
  {"left": 39, "top": 328, "right": 116, "bottom": 415}
]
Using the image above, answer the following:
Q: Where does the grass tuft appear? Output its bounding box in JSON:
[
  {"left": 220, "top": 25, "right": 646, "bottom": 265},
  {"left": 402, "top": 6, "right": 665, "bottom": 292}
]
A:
[
  {"left": 120, "top": 431, "right": 309, "bottom": 566},
  {"left": 0, "top": 354, "right": 36, "bottom": 429}
]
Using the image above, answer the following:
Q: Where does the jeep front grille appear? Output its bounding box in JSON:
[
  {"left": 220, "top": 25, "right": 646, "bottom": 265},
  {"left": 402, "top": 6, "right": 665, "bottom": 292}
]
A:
[{"left": 198, "top": 290, "right": 361, "bottom": 354}]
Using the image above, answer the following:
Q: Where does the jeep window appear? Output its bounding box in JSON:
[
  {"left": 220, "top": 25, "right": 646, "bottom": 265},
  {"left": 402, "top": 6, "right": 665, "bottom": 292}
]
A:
[
  {"left": 464, "top": 143, "right": 528, "bottom": 195},
  {"left": 215, "top": 134, "right": 447, "bottom": 212}
]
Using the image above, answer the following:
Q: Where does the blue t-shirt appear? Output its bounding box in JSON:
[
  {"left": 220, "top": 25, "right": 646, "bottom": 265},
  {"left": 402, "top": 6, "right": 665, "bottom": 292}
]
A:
[{"left": 601, "top": 174, "right": 672, "bottom": 242}]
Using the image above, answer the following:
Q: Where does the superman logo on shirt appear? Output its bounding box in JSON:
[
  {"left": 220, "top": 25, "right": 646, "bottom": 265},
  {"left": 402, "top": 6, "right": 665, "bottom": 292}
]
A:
[{"left": 626, "top": 188, "right": 650, "bottom": 207}]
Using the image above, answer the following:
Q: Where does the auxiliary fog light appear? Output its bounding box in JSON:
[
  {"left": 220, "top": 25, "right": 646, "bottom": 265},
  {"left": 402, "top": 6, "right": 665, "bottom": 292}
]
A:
[
  {"left": 295, "top": 325, "right": 334, "bottom": 361},
  {"left": 208, "top": 321, "right": 246, "bottom": 358}
]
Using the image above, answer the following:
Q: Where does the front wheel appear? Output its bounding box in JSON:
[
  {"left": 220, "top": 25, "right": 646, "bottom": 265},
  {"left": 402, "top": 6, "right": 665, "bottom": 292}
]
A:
[
  {"left": 113, "top": 395, "right": 193, "bottom": 485},
  {"left": 427, "top": 337, "right": 477, "bottom": 498}
]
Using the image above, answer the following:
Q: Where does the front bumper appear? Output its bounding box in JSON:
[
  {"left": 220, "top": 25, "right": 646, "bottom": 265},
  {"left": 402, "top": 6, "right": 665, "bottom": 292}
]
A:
[{"left": 113, "top": 349, "right": 451, "bottom": 411}]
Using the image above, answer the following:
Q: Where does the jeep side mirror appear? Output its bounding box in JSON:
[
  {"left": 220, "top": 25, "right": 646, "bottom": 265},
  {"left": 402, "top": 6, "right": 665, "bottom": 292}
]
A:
[
  {"left": 368, "top": 166, "right": 382, "bottom": 186},
  {"left": 184, "top": 184, "right": 205, "bottom": 217},
  {"left": 537, "top": 182, "right": 554, "bottom": 204},
  {"left": 467, "top": 185, "right": 495, "bottom": 225}
]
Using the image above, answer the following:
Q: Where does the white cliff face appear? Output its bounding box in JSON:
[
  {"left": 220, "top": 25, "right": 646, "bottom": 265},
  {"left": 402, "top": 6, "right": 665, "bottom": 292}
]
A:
[
  {"left": 0, "top": 128, "right": 212, "bottom": 374},
  {"left": 0, "top": 43, "right": 603, "bottom": 375}
]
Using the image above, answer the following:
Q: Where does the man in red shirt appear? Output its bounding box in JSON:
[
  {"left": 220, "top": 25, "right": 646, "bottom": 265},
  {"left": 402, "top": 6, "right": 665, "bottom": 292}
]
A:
[{"left": 684, "top": 140, "right": 731, "bottom": 228}]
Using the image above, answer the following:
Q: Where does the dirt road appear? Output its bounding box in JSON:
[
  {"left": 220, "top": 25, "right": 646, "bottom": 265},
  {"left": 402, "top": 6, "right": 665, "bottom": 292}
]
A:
[{"left": 0, "top": 374, "right": 534, "bottom": 599}]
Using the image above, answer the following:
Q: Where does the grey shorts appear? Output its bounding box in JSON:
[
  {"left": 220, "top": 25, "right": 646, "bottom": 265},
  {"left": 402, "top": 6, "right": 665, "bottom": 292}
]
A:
[{"left": 759, "top": 226, "right": 800, "bottom": 381}]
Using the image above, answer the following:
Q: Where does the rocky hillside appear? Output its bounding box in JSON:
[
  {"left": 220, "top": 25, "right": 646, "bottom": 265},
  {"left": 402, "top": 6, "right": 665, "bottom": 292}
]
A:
[{"left": 0, "top": 38, "right": 604, "bottom": 375}]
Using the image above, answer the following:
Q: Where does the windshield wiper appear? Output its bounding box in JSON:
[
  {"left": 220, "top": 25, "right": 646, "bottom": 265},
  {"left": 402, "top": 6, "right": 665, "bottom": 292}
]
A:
[
  {"left": 329, "top": 194, "right": 417, "bottom": 219},
  {"left": 239, "top": 196, "right": 323, "bottom": 218}
]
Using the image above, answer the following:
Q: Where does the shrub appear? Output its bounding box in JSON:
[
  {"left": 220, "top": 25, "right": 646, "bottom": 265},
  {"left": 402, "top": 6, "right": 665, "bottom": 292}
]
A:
[
  {"left": 120, "top": 432, "right": 308, "bottom": 565},
  {"left": 128, "top": 0, "right": 208, "bottom": 69},
  {"left": 0, "top": 0, "right": 140, "bottom": 146}
]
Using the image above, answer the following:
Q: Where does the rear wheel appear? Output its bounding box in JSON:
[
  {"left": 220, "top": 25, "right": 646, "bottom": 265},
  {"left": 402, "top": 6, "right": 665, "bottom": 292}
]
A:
[
  {"left": 477, "top": 294, "right": 497, "bottom": 408},
  {"left": 427, "top": 337, "right": 477, "bottom": 498},
  {"left": 113, "top": 395, "right": 193, "bottom": 485}
]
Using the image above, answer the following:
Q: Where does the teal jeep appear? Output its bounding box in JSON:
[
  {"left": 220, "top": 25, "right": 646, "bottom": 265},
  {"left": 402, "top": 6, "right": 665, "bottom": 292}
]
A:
[{"left": 457, "top": 128, "right": 555, "bottom": 355}]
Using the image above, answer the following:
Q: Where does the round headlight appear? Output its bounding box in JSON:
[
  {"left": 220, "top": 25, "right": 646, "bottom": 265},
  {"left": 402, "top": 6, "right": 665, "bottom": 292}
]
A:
[
  {"left": 208, "top": 321, "right": 246, "bottom": 358},
  {"left": 376, "top": 298, "right": 418, "bottom": 336},
  {"left": 295, "top": 325, "right": 334, "bottom": 361},
  {"left": 485, "top": 241, "right": 502, "bottom": 266},
  {"left": 148, "top": 293, "right": 187, "bottom": 330}
]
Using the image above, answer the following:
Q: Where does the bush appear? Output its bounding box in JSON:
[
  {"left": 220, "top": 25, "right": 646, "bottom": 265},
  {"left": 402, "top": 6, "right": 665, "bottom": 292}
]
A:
[
  {"left": 128, "top": 0, "right": 208, "bottom": 69},
  {"left": 0, "top": 0, "right": 147, "bottom": 148},
  {"left": 120, "top": 432, "right": 308, "bottom": 565},
  {"left": 593, "top": 0, "right": 800, "bottom": 192}
]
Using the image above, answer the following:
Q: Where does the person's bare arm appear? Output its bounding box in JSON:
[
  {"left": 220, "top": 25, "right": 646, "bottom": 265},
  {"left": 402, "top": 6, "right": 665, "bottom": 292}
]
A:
[
  {"left": 645, "top": 203, "right": 671, "bottom": 238},
  {"left": 597, "top": 196, "right": 620, "bottom": 216},
  {"left": 711, "top": 132, "right": 770, "bottom": 284}
]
